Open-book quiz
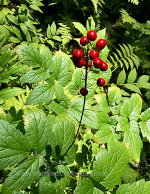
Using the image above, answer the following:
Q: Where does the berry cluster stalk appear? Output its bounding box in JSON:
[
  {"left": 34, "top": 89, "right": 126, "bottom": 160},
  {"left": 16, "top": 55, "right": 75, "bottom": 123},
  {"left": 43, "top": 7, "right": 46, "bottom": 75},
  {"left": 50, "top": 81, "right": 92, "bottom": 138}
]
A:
[{"left": 64, "top": 49, "right": 89, "bottom": 156}]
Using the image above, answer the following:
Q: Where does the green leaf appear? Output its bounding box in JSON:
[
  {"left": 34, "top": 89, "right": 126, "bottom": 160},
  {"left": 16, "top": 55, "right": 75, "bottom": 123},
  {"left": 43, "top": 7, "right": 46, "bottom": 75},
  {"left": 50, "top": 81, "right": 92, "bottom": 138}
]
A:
[
  {"left": 51, "top": 21, "right": 57, "bottom": 35},
  {"left": 53, "top": 117, "right": 75, "bottom": 156},
  {"left": 0, "top": 120, "right": 30, "bottom": 169},
  {"left": 108, "top": 85, "right": 122, "bottom": 105},
  {"left": 124, "top": 84, "right": 141, "bottom": 94},
  {"left": 19, "top": 44, "right": 41, "bottom": 67},
  {"left": 117, "top": 68, "right": 126, "bottom": 84},
  {"left": 24, "top": 109, "right": 51, "bottom": 153},
  {"left": 21, "top": 68, "right": 50, "bottom": 83},
  {"left": 138, "top": 75, "right": 149, "bottom": 83},
  {"left": 2, "top": 156, "right": 44, "bottom": 194},
  {"left": 39, "top": 45, "right": 53, "bottom": 71},
  {"left": 26, "top": 84, "right": 55, "bottom": 105},
  {"left": 72, "top": 22, "right": 87, "bottom": 36},
  {"left": 116, "top": 179, "right": 150, "bottom": 194},
  {"left": 39, "top": 165, "right": 70, "bottom": 194},
  {"left": 91, "top": 141, "right": 129, "bottom": 189},
  {"left": 120, "top": 94, "right": 142, "bottom": 120},
  {"left": 10, "top": 37, "right": 21, "bottom": 43},
  {"left": 52, "top": 55, "right": 72, "bottom": 86},
  {"left": 47, "top": 24, "right": 52, "bottom": 39},
  {"left": 117, "top": 117, "right": 129, "bottom": 132},
  {"left": 74, "top": 178, "right": 104, "bottom": 194},
  {"left": 0, "top": 87, "right": 25, "bottom": 100},
  {"left": 140, "top": 108, "right": 150, "bottom": 142},
  {"left": 7, "top": 15, "right": 18, "bottom": 25},
  {"left": 0, "top": 49, "right": 11, "bottom": 67},
  {"left": 20, "top": 23, "right": 31, "bottom": 42},
  {"left": 123, "top": 130, "right": 142, "bottom": 163},
  {"left": 95, "top": 93, "right": 110, "bottom": 113},
  {"left": 127, "top": 68, "right": 137, "bottom": 83}
]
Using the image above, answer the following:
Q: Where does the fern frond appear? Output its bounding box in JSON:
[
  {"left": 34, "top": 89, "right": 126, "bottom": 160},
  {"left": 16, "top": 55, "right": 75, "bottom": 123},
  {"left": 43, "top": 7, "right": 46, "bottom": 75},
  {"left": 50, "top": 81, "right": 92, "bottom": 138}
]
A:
[
  {"left": 58, "top": 23, "right": 72, "bottom": 46},
  {"left": 128, "top": 0, "right": 139, "bottom": 5},
  {"left": 120, "top": 9, "right": 137, "bottom": 24},
  {"left": 91, "top": 0, "right": 105, "bottom": 13},
  {"left": 109, "top": 44, "right": 140, "bottom": 71}
]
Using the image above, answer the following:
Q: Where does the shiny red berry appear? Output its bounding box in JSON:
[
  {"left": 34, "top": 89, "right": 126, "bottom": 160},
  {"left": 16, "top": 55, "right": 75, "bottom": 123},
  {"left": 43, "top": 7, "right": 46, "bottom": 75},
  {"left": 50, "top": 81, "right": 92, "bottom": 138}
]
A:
[
  {"left": 93, "top": 58, "right": 103, "bottom": 68},
  {"left": 76, "top": 58, "right": 86, "bottom": 68},
  {"left": 73, "top": 49, "right": 83, "bottom": 59},
  {"left": 100, "top": 62, "right": 108, "bottom": 71},
  {"left": 80, "top": 36, "right": 89, "bottom": 46},
  {"left": 89, "top": 50, "right": 99, "bottom": 60},
  {"left": 97, "top": 78, "right": 105, "bottom": 86},
  {"left": 87, "top": 30, "right": 97, "bottom": 41},
  {"left": 96, "top": 39, "right": 106, "bottom": 50},
  {"left": 80, "top": 88, "right": 88, "bottom": 96}
]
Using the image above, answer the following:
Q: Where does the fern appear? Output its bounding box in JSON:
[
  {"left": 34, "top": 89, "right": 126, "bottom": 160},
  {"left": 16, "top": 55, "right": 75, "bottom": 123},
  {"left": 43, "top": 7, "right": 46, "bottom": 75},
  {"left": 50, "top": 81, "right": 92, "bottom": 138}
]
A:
[
  {"left": 120, "top": 9, "right": 137, "bottom": 24},
  {"left": 58, "top": 23, "right": 72, "bottom": 46},
  {"left": 128, "top": 0, "right": 139, "bottom": 5},
  {"left": 91, "top": 0, "right": 105, "bottom": 13},
  {"left": 108, "top": 44, "right": 140, "bottom": 71}
]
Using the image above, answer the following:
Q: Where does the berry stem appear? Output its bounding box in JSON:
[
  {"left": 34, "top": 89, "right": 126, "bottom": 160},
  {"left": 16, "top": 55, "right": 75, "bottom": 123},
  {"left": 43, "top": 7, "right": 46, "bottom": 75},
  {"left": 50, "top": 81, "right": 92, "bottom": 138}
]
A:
[{"left": 64, "top": 49, "right": 89, "bottom": 156}]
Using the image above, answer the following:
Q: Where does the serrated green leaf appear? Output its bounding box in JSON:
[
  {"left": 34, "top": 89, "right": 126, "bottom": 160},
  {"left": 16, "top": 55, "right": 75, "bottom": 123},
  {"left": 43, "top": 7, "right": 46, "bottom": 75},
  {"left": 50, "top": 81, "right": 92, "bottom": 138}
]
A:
[
  {"left": 39, "top": 45, "right": 53, "bottom": 71},
  {"left": 140, "top": 108, "right": 150, "bottom": 142},
  {"left": 91, "top": 141, "right": 129, "bottom": 189},
  {"left": 108, "top": 85, "right": 122, "bottom": 105},
  {"left": 125, "top": 84, "right": 141, "bottom": 94},
  {"left": 72, "top": 22, "right": 87, "bottom": 36},
  {"left": 19, "top": 44, "right": 41, "bottom": 67},
  {"left": 51, "top": 55, "right": 72, "bottom": 86},
  {"left": 26, "top": 84, "right": 55, "bottom": 105},
  {"left": 21, "top": 68, "right": 50, "bottom": 83},
  {"left": 0, "top": 120, "right": 30, "bottom": 169},
  {"left": 74, "top": 178, "right": 104, "bottom": 194},
  {"left": 24, "top": 109, "right": 51, "bottom": 153},
  {"left": 0, "top": 87, "right": 25, "bottom": 100},
  {"left": 117, "top": 68, "right": 126, "bottom": 84},
  {"left": 53, "top": 117, "right": 75, "bottom": 156},
  {"left": 127, "top": 68, "right": 137, "bottom": 83},
  {"left": 116, "top": 179, "right": 150, "bottom": 194},
  {"left": 2, "top": 156, "right": 44, "bottom": 194},
  {"left": 39, "top": 165, "right": 70, "bottom": 194},
  {"left": 95, "top": 93, "right": 110, "bottom": 113},
  {"left": 120, "top": 94, "right": 142, "bottom": 120},
  {"left": 117, "top": 117, "right": 129, "bottom": 132}
]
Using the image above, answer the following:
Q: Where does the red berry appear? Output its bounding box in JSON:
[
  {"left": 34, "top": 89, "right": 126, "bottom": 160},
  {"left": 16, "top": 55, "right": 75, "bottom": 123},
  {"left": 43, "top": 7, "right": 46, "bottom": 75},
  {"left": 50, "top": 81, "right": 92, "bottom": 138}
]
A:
[
  {"left": 97, "top": 78, "right": 105, "bottom": 86},
  {"left": 80, "top": 88, "right": 88, "bottom": 96},
  {"left": 73, "top": 49, "right": 83, "bottom": 59},
  {"left": 80, "top": 36, "right": 89, "bottom": 46},
  {"left": 100, "top": 62, "right": 108, "bottom": 71},
  {"left": 96, "top": 39, "right": 106, "bottom": 50},
  {"left": 87, "top": 30, "right": 97, "bottom": 41},
  {"left": 89, "top": 50, "right": 99, "bottom": 60},
  {"left": 76, "top": 58, "right": 86, "bottom": 68},
  {"left": 93, "top": 58, "right": 103, "bottom": 68}
]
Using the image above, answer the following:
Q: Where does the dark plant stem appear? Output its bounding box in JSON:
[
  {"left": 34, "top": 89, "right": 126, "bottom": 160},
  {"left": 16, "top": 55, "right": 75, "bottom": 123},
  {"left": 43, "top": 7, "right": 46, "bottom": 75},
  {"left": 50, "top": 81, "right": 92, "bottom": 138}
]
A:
[{"left": 64, "top": 49, "right": 89, "bottom": 156}]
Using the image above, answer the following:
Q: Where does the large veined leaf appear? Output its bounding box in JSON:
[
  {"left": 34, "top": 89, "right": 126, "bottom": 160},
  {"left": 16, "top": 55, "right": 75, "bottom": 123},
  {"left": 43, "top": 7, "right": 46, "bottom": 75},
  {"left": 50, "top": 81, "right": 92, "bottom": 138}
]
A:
[
  {"left": 53, "top": 117, "right": 75, "bottom": 156},
  {"left": 19, "top": 44, "right": 41, "bottom": 67},
  {"left": 39, "top": 165, "right": 70, "bottom": 194},
  {"left": 117, "top": 117, "right": 142, "bottom": 162},
  {"left": 26, "top": 84, "right": 55, "bottom": 105},
  {"left": 74, "top": 178, "right": 104, "bottom": 194},
  {"left": 91, "top": 141, "right": 129, "bottom": 189},
  {"left": 51, "top": 55, "right": 72, "bottom": 86},
  {"left": 24, "top": 109, "right": 51, "bottom": 153},
  {"left": 120, "top": 94, "right": 142, "bottom": 120},
  {"left": 108, "top": 85, "right": 122, "bottom": 105},
  {"left": 140, "top": 108, "right": 150, "bottom": 142},
  {"left": 0, "top": 87, "right": 25, "bottom": 100},
  {"left": 0, "top": 120, "right": 30, "bottom": 169},
  {"left": 95, "top": 93, "right": 110, "bottom": 113},
  {"left": 116, "top": 179, "right": 150, "bottom": 194},
  {"left": 2, "top": 156, "right": 44, "bottom": 194},
  {"left": 72, "top": 22, "right": 87, "bottom": 36},
  {"left": 67, "top": 97, "right": 98, "bottom": 129},
  {"left": 21, "top": 68, "right": 50, "bottom": 83}
]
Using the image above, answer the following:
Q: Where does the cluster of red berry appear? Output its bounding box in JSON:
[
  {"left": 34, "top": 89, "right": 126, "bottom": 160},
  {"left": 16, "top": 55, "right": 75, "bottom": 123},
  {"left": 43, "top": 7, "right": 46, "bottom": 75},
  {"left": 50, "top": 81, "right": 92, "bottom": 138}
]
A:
[{"left": 72, "top": 30, "right": 108, "bottom": 96}]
